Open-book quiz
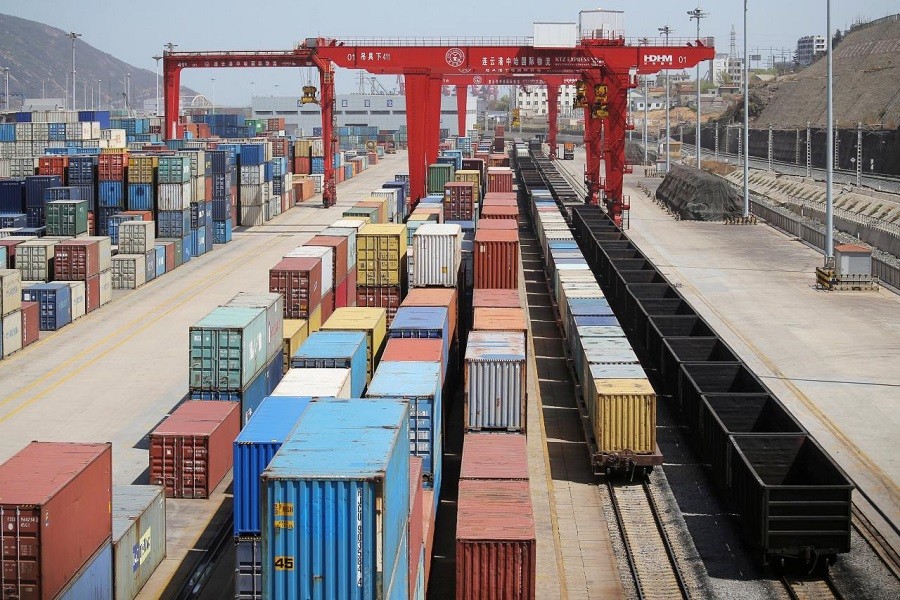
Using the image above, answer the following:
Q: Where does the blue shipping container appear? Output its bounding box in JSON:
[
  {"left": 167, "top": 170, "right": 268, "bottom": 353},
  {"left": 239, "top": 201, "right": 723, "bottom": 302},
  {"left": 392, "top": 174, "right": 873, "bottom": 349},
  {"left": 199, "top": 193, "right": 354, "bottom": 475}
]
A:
[
  {"left": 572, "top": 314, "right": 621, "bottom": 328},
  {"left": 262, "top": 398, "right": 410, "bottom": 600},
  {"left": 366, "top": 360, "right": 443, "bottom": 488},
  {"left": 239, "top": 143, "right": 265, "bottom": 166},
  {"left": 154, "top": 245, "right": 167, "bottom": 278},
  {"left": 189, "top": 226, "right": 207, "bottom": 258},
  {"left": 0, "top": 213, "right": 27, "bottom": 228},
  {"left": 235, "top": 536, "right": 263, "bottom": 600},
  {"left": 0, "top": 179, "right": 25, "bottom": 213},
  {"left": 568, "top": 297, "right": 614, "bottom": 318},
  {"left": 211, "top": 198, "right": 231, "bottom": 221},
  {"left": 213, "top": 219, "right": 232, "bottom": 244},
  {"left": 98, "top": 181, "right": 124, "bottom": 208},
  {"left": 311, "top": 157, "right": 325, "bottom": 174},
  {"left": 157, "top": 209, "right": 191, "bottom": 239},
  {"left": 388, "top": 307, "right": 450, "bottom": 375},
  {"left": 56, "top": 540, "right": 113, "bottom": 600},
  {"left": 290, "top": 331, "right": 367, "bottom": 398},
  {"left": 144, "top": 249, "right": 157, "bottom": 282},
  {"left": 190, "top": 351, "right": 284, "bottom": 425},
  {"left": 127, "top": 183, "right": 154, "bottom": 211},
  {"left": 181, "top": 233, "right": 192, "bottom": 263},
  {"left": 22, "top": 283, "right": 72, "bottom": 330},
  {"left": 18, "top": 225, "right": 45, "bottom": 237},
  {"left": 233, "top": 395, "right": 313, "bottom": 536}
]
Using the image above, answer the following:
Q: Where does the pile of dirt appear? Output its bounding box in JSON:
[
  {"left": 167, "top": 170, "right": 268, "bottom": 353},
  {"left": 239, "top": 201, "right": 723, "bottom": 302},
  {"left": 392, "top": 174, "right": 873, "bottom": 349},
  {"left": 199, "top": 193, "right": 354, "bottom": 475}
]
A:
[
  {"left": 626, "top": 140, "right": 656, "bottom": 165},
  {"left": 655, "top": 164, "right": 744, "bottom": 221},
  {"left": 701, "top": 160, "right": 738, "bottom": 176}
]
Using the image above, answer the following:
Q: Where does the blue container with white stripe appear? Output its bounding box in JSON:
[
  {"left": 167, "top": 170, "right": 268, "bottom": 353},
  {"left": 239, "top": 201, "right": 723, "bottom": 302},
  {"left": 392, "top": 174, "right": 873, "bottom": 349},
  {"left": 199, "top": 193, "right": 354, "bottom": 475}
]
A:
[
  {"left": 233, "top": 395, "right": 312, "bottom": 537},
  {"left": 189, "top": 226, "right": 207, "bottom": 258},
  {"left": 291, "top": 331, "right": 367, "bottom": 397},
  {"left": 154, "top": 245, "right": 167, "bottom": 278}
]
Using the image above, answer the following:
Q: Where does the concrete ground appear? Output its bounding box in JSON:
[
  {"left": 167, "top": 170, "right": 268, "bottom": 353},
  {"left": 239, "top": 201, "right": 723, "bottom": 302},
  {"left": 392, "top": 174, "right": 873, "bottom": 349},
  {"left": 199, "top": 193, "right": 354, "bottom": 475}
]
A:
[
  {"left": 0, "top": 152, "right": 407, "bottom": 597},
  {"left": 560, "top": 149, "right": 900, "bottom": 550}
]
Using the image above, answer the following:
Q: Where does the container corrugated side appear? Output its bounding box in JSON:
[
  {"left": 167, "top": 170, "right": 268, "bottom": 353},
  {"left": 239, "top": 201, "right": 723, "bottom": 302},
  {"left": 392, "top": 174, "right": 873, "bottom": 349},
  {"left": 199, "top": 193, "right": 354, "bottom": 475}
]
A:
[
  {"left": 290, "top": 331, "right": 367, "bottom": 397},
  {"left": 320, "top": 307, "right": 388, "bottom": 383},
  {"left": 112, "top": 485, "right": 166, "bottom": 600},
  {"left": 234, "top": 396, "right": 312, "bottom": 537},
  {"left": 285, "top": 245, "right": 334, "bottom": 293},
  {"left": 270, "top": 367, "right": 352, "bottom": 398},
  {"left": 587, "top": 378, "right": 657, "bottom": 455},
  {"left": 282, "top": 319, "right": 309, "bottom": 374},
  {"left": 262, "top": 399, "right": 410, "bottom": 600},
  {"left": 189, "top": 306, "right": 267, "bottom": 391},
  {"left": 460, "top": 433, "right": 529, "bottom": 480},
  {"left": 411, "top": 224, "right": 462, "bottom": 287},
  {"left": 56, "top": 539, "right": 113, "bottom": 600},
  {"left": 226, "top": 292, "right": 284, "bottom": 365},
  {"left": 464, "top": 331, "right": 527, "bottom": 432}
]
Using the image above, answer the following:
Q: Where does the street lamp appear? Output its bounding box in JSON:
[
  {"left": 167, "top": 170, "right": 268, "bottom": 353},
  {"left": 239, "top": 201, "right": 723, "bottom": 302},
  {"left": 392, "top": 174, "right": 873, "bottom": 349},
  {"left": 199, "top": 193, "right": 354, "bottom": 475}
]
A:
[
  {"left": 825, "top": 0, "right": 834, "bottom": 260},
  {"left": 153, "top": 55, "right": 163, "bottom": 116},
  {"left": 249, "top": 81, "right": 255, "bottom": 112},
  {"left": 658, "top": 25, "right": 674, "bottom": 173},
  {"left": 97, "top": 79, "right": 101, "bottom": 110},
  {"left": 68, "top": 32, "right": 81, "bottom": 111},
  {"left": 742, "top": 1, "right": 749, "bottom": 217},
  {"left": 1, "top": 67, "right": 9, "bottom": 111},
  {"left": 211, "top": 77, "right": 216, "bottom": 115},
  {"left": 688, "top": 7, "right": 708, "bottom": 170},
  {"left": 639, "top": 37, "right": 650, "bottom": 166}
]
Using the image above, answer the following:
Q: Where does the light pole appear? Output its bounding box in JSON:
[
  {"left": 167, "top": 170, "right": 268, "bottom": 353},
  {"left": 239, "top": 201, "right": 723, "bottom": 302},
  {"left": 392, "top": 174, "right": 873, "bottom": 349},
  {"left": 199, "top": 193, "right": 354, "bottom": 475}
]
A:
[
  {"left": 97, "top": 79, "right": 101, "bottom": 110},
  {"left": 688, "top": 7, "right": 708, "bottom": 169},
  {"left": 742, "top": 0, "right": 750, "bottom": 217},
  {"left": 2, "top": 67, "right": 9, "bottom": 111},
  {"left": 153, "top": 55, "right": 163, "bottom": 116},
  {"left": 68, "top": 32, "right": 81, "bottom": 111},
  {"left": 211, "top": 77, "right": 216, "bottom": 114},
  {"left": 658, "top": 26, "right": 673, "bottom": 173},
  {"left": 249, "top": 81, "right": 255, "bottom": 112},
  {"left": 825, "top": 0, "right": 834, "bottom": 260},
  {"left": 125, "top": 72, "right": 131, "bottom": 112},
  {"left": 640, "top": 37, "right": 649, "bottom": 165}
]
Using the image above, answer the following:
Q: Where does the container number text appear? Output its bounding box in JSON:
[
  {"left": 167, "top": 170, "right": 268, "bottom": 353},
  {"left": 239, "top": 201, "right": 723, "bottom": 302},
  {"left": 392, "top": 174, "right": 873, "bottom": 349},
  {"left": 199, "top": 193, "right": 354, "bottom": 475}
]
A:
[{"left": 274, "top": 556, "right": 295, "bottom": 571}]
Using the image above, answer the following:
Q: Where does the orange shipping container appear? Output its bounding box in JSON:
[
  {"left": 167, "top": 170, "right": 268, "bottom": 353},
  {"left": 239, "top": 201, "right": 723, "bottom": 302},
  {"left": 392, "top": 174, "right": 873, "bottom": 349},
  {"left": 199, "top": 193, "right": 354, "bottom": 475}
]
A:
[
  {"left": 473, "top": 306, "right": 527, "bottom": 336},
  {"left": 473, "top": 288, "right": 521, "bottom": 309},
  {"left": 402, "top": 287, "right": 458, "bottom": 341},
  {"left": 480, "top": 205, "right": 519, "bottom": 220},
  {"left": 474, "top": 229, "right": 519, "bottom": 289}
]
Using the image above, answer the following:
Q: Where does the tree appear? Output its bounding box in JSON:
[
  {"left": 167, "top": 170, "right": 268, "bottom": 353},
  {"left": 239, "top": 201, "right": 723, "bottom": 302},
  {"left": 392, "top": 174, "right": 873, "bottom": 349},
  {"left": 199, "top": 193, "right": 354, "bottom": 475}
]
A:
[{"left": 832, "top": 28, "right": 844, "bottom": 49}]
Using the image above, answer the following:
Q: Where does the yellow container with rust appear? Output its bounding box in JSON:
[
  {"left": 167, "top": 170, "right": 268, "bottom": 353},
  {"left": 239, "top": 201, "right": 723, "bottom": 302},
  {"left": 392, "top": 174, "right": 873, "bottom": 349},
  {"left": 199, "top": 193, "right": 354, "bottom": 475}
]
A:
[
  {"left": 454, "top": 169, "right": 481, "bottom": 203},
  {"left": 307, "top": 304, "right": 323, "bottom": 334},
  {"left": 586, "top": 376, "right": 656, "bottom": 455},
  {"left": 282, "top": 319, "right": 310, "bottom": 374},
  {"left": 127, "top": 155, "right": 158, "bottom": 184},
  {"left": 320, "top": 307, "right": 387, "bottom": 382},
  {"left": 356, "top": 223, "right": 407, "bottom": 286}
]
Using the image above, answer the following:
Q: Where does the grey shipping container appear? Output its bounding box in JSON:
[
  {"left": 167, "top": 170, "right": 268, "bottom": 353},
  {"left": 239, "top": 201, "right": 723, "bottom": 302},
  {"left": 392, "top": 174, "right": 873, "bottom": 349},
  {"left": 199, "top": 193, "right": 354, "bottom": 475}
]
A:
[{"left": 112, "top": 485, "right": 167, "bottom": 599}]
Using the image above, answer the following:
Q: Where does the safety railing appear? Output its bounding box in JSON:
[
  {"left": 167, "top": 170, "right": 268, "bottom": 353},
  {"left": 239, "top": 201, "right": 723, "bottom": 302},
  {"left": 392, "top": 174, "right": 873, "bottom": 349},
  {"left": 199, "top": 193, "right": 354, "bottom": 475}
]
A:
[{"left": 329, "top": 37, "right": 535, "bottom": 47}]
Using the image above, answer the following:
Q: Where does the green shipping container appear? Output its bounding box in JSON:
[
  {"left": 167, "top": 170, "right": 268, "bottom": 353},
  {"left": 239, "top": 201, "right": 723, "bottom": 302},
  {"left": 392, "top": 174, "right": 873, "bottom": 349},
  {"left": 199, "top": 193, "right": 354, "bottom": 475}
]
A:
[
  {"left": 45, "top": 200, "right": 88, "bottom": 237},
  {"left": 343, "top": 206, "right": 378, "bottom": 223},
  {"left": 157, "top": 155, "right": 192, "bottom": 184},
  {"left": 158, "top": 237, "right": 184, "bottom": 267},
  {"left": 189, "top": 306, "right": 268, "bottom": 391},
  {"left": 427, "top": 164, "right": 454, "bottom": 194}
]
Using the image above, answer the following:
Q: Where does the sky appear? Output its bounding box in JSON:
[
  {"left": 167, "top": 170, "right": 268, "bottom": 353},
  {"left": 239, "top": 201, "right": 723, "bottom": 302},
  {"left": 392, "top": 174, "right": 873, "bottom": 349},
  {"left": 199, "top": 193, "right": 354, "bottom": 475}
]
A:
[{"left": 4, "top": 0, "right": 899, "bottom": 105}]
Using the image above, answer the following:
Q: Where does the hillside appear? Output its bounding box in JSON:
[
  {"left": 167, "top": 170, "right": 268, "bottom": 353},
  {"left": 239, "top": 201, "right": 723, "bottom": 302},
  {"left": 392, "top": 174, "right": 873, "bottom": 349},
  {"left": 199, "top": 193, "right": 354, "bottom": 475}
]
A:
[
  {"left": 754, "top": 15, "right": 900, "bottom": 128},
  {"left": 0, "top": 13, "right": 196, "bottom": 110}
]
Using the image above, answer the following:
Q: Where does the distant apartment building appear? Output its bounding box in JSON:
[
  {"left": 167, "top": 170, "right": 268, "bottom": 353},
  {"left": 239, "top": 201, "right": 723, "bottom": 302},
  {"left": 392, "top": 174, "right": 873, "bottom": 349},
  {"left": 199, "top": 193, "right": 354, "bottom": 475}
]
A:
[
  {"left": 515, "top": 85, "right": 579, "bottom": 118},
  {"left": 711, "top": 52, "right": 744, "bottom": 88},
  {"left": 796, "top": 35, "right": 826, "bottom": 66}
]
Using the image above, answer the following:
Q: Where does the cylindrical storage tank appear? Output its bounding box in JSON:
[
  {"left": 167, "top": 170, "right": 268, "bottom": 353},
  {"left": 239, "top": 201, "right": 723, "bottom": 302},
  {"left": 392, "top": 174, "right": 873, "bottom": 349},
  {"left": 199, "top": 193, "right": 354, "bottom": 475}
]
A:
[
  {"left": 464, "top": 330, "right": 526, "bottom": 432},
  {"left": 0, "top": 442, "right": 112, "bottom": 600},
  {"left": 455, "top": 479, "right": 535, "bottom": 600},
  {"left": 412, "top": 223, "right": 462, "bottom": 288},
  {"left": 112, "top": 485, "right": 167, "bottom": 600}
]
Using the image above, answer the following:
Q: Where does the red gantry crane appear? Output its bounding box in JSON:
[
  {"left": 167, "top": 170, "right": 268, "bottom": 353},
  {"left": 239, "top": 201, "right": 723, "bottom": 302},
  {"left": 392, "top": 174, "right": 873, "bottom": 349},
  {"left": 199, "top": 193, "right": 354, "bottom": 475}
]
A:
[{"left": 162, "top": 35, "right": 712, "bottom": 222}]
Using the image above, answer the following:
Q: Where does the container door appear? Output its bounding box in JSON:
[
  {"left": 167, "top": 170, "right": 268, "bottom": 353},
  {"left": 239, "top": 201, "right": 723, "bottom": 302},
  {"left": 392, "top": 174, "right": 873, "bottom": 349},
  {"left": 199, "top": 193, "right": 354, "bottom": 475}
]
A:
[{"left": 0, "top": 506, "right": 42, "bottom": 599}]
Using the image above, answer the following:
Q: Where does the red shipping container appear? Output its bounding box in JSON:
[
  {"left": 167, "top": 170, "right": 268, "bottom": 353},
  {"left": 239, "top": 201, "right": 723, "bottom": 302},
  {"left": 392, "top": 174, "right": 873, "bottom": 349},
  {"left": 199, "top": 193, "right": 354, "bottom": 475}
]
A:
[
  {"left": 402, "top": 288, "right": 458, "bottom": 341},
  {"left": 20, "top": 301, "right": 39, "bottom": 347},
  {"left": 205, "top": 176, "right": 213, "bottom": 201},
  {"left": 476, "top": 219, "right": 517, "bottom": 231},
  {"left": 346, "top": 266, "right": 357, "bottom": 307},
  {"left": 87, "top": 210, "right": 95, "bottom": 236},
  {"left": 474, "top": 229, "right": 519, "bottom": 289},
  {"left": 98, "top": 153, "right": 127, "bottom": 180},
  {"left": 443, "top": 182, "right": 476, "bottom": 221},
  {"left": 38, "top": 155, "right": 68, "bottom": 178},
  {"left": 0, "top": 239, "right": 27, "bottom": 266},
  {"left": 269, "top": 257, "right": 323, "bottom": 319},
  {"left": 482, "top": 192, "right": 517, "bottom": 206},
  {"left": 356, "top": 285, "right": 402, "bottom": 323},
  {"left": 460, "top": 433, "right": 529, "bottom": 480},
  {"left": 408, "top": 457, "right": 424, "bottom": 600},
  {"left": 149, "top": 400, "right": 240, "bottom": 499},
  {"left": 487, "top": 168, "right": 514, "bottom": 193},
  {"left": 473, "top": 307, "right": 527, "bottom": 336},
  {"left": 473, "top": 289, "right": 521, "bottom": 309},
  {"left": 308, "top": 235, "right": 349, "bottom": 282},
  {"left": 334, "top": 273, "right": 349, "bottom": 309},
  {"left": 0, "top": 442, "right": 112, "bottom": 600},
  {"left": 54, "top": 240, "right": 100, "bottom": 280},
  {"left": 294, "top": 156, "right": 311, "bottom": 175},
  {"left": 455, "top": 479, "right": 536, "bottom": 600},
  {"left": 159, "top": 241, "right": 176, "bottom": 272},
  {"left": 488, "top": 152, "right": 508, "bottom": 166},
  {"left": 480, "top": 205, "right": 519, "bottom": 220},
  {"left": 494, "top": 125, "right": 505, "bottom": 138},
  {"left": 84, "top": 273, "right": 100, "bottom": 312},
  {"left": 319, "top": 289, "right": 335, "bottom": 323},
  {"left": 122, "top": 210, "right": 153, "bottom": 222},
  {"left": 382, "top": 338, "right": 445, "bottom": 382}
]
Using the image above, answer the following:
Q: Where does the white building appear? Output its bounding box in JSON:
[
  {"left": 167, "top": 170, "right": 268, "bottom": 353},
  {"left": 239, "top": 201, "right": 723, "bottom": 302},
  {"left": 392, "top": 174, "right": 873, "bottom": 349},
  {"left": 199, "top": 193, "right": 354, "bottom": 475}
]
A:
[
  {"left": 628, "top": 93, "right": 665, "bottom": 111},
  {"left": 515, "top": 85, "right": 579, "bottom": 118},
  {"left": 711, "top": 52, "right": 744, "bottom": 87},
  {"left": 796, "top": 35, "right": 827, "bottom": 66}
]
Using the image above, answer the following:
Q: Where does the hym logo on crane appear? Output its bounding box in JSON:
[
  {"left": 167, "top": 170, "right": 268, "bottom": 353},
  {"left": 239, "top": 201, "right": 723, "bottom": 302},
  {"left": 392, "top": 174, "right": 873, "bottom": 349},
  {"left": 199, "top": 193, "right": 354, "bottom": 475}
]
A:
[
  {"left": 445, "top": 48, "right": 466, "bottom": 68},
  {"left": 644, "top": 54, "right": 674, "bottom": 65}
]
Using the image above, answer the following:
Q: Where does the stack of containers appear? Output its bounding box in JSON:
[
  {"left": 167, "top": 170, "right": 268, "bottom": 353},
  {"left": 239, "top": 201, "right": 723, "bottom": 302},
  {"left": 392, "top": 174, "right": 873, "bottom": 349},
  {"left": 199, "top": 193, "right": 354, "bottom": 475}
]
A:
[
  {"left": 260, "top": 398, "right": 410, "bottom": 600},
  {"left": 290, "top": 330, "right": 368, "bottom": 397},
  {"left": 97, "top": 151, "right": 127, "bottom": 235},
  {"left": 239, "top": 142, "right": 267, "bottom": 227},
  {"left": 268, "top": 256, "right": 323, "bottom": 328},
  {"left": 65, "top": 155, "right": 95, "bottom": 230},
  {"left": 233, "top": 396, "right": 312, "bottom": 600},
  {"left": 356, "top": 223, "right": 407, "bottom": 321},
  {"left": 157, "top": 153, "right": 192, "bottom": 261},
  {"left": 319, "top": 307, "right": 387, "bottom": 384},
  {"left": 307, "top": 233, "right": 352, "bottom": 310},
  {"left": 53, "top": 237, "right": 113, "bottom": 314},
  {"left": 209, "top": 148, "right": 237, "bottom": 243},
  {"left": 187, "top": 150, "right": 213, "bottom": 258},
  {"left": 25, "top": 174, "right": 62, "bottom": 228},
  {"left": 0, "top": 442, "right": 113, "bottom": 600},
  {"left": 0, "top": 268, "right": 22, "bottom": 358},
  {"left": 320, "top": 218, "right": 364, "bottom": 308},
  {"left": 127, "top": 155, "right": 157, "bottom": 212},
  {"left": 187, "top": 293, "right": 285, "bottom": 425},
  {"left": 283, "top": 245, "right": 334, "bottom": 323},
  {"left": 118, "top": 220, "right": 157, "bottom": 284}
]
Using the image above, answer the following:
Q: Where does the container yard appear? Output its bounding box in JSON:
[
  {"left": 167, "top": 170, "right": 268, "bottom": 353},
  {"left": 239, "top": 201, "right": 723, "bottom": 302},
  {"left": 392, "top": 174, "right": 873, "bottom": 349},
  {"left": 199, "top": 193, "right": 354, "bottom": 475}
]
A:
[{"left": 0, "top": 5, "right": 899, "bottom": 600}]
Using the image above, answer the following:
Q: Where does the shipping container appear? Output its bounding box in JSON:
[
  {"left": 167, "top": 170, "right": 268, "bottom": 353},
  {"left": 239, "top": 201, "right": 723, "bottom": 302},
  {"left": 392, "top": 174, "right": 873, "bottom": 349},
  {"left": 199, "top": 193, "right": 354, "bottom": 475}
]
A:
[
  {"left": 269, "top": 257, "right": 322, "bottom": 320},
  {"left": 225, "top": 292, "right": 284, "bottom": 366},
  {"left": 0, "top": 442, "right": 112, "bottom": 600},
  {"left": 189, "top": 306, "right": 267, "bottom": 391},
  {"left": 20, "top": 300, "right": 39, "bottom": 347},
  {"left": 282, "top": 319, "right": 310, "bottom": 374},
  {"left": 284, "top": 245, "right": 334, "bottom": 294},
  {"left": 290, "top": 330, "right": 367, "bottom": 397},
  {"left": 460, "top": 433, "right": 529, "bottom": 480},
  {"left": 1, "top": 309, "right": 22, "bottom": 357},
  {"left": 585, "top": 377, "right": 657, "bottom": 459},
  {"left": 401, "top": 288, "right": 458, "bottom": 341},
  {"left": 16, "top": 239, "right": 58, "bottom": 282},
  {"left": 367, "top": 361, "right": 443, "bottom": 487},
  {"left": 472, "top": 288, "right": 521, "bottom": 309},
  {"left": 65, "top": 280, "right": 86, "bottom": 321},
  {"left": 261, "top": 398, "right": 410, "bottom": 600},
  {"left": 189, "top": 350, "right": 284, "bottom": 426},
  {"left": 381, "top": 338, "right": 445, "bottom": 382},
  {"left": 465, "top": 330, "right": 527, "bottom": 432},
  {"left": 411, "top": 224, "right": 462, "bottom": 288},
  {"left": 149, "top": 400, "right": 240, "bottom": 498},
  {"left": 320, "top": 227, "right": 358, "bottom": 270},
  {"left": 234, "top": 396, "right": 313, "bottom": 537},
  {"left": 1, "top": 268, "right": 22, "bottom": 316},
  {"left": 112, "top": 485, "right": 166, "bottom": 600},
  {"left": 44, "top": 200, "right": 89, "bottom": 237},
  {"left": 22, "top": 282, "right": 71, "bottom": 330},
  {"left": 472, "top": 306, "right": 527, "bottom": 336},
  {"left": 320, "top": 307, "right": 387, "bottom": 382},
  {"left": 53, "top": 239, "right": 109, "bottom": 281},
  {"left": 357, "top": 224, "right": 407, "bottom": 286},
  {"left": 408, "top": 458, "right": 424, "bottom": 600},
  {"left": 474, "top": 229, "right": 519, "bottom": 289},
  {"left": 388, "top": 307, "right": 450, "bottom": 374},
  {"left": 111, "top": 254, "right": 147, "bottom": 290},
  {"left": 307, "top": 235, "right": 349, "bottom": 283},
  {"left": 456, "top": 479, "right": 535, "bottom": 600},
  {"left": 270, "top": 367, "right": 352, "bottom": 399},
  {"left": 55, "top": 539, "right": 113, "bottom": 600},
  {"left": 119, "top": 220, "right": 156, "bottom": 255},
  {"left": 235, "top": 536, "right": 263, "bottom": 600}
]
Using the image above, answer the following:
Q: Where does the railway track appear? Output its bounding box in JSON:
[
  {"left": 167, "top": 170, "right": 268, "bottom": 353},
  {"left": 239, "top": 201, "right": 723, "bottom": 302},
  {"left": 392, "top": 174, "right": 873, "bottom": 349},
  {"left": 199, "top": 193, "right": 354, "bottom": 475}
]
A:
[
  {"left": 606, "top": 479, "right": 690, "bottom": 600},
  {"left": 782, "top": 575, "right": 844, "bottom": 600}
]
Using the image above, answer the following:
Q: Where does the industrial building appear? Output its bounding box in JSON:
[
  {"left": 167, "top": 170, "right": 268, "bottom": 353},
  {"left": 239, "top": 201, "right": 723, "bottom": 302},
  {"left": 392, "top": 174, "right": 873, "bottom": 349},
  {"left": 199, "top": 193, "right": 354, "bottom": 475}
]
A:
[{"left": 796, "top": 34, "right": 827, "bottom": 66}]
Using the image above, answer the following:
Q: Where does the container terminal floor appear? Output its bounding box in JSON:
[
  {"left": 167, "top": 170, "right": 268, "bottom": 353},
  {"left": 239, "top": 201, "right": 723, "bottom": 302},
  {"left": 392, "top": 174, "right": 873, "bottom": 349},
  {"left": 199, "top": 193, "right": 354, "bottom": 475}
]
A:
[{"left": 559, "top": 150, "right": 900, "bottom": 553}]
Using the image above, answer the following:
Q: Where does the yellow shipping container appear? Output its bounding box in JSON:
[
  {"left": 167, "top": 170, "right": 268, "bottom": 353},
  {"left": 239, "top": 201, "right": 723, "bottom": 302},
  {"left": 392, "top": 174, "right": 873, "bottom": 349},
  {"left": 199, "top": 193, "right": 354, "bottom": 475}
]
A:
[
  {"left": 320, "top": 307, "right": 387, "bottom": 382},
  {"left": 410, "top": 205, "right": 443, "bottom": 224},
  {"left": 454, "top": 169, "right": 482, "bottom": 203},
  {"left": 356, "top": 224, "right": 408, "bottom": 286},
  {"left": 341, "top": 209, "right": 371, "bottom": 224},
  {"left": 356, "top": 197, "right": 389, "bottom": 224},
  {"left": 127, "top": 155, "right": 158, "bottom": 184},
  {"left": 282, "top": 319, "right": 310, "bottom": 374},
  {"left": 294, "top": 139, "right": 313, "bottom": 157},
  {"left": 307, "top": 304, "right": 323, "bottom": 334},
  {"left": 587, "top": 378, "right": 656, "bottom": 454}
]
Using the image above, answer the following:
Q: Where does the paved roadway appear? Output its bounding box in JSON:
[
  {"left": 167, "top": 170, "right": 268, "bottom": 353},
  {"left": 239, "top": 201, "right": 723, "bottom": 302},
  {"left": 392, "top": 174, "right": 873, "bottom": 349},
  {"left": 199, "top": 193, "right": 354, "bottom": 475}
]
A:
[{"left": 559, "top": 150, "right": 900, "bottom": 550}]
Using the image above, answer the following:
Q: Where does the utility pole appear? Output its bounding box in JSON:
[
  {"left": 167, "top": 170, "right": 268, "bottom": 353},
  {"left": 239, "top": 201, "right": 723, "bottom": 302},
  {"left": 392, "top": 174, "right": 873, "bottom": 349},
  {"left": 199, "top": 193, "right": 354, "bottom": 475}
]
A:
[
  {"left": 825, "top": 0, "right": 834, "bottom": 260},
  {"left": 211, "top": 77, "right": 216, "bottom": 115},
  {"left": 640, "top": 37, "right": 650, "bottom": 166},
  {"left": 68, "top": 32, "right": 81, "bottom": 111},
  {"left": 249, "top": 81, "right": 255, "bottom": 111},
  {"left": 688, "top": 7, "right": 708, "bottom": 169},
  {"left": 658, "top": 25, "right": 674, "bottom": 173},
  {"left": 742, "top": 1, "right": 750, "bottom": 217},
  {"left": 97, "top": 80, "right": 101, "bottom": 110},
  {"left": 2, "top": 67, "right": 9, "bottom": 111},
  {"left": 153, "top": 55, "right": 163, "bottom": 116}
]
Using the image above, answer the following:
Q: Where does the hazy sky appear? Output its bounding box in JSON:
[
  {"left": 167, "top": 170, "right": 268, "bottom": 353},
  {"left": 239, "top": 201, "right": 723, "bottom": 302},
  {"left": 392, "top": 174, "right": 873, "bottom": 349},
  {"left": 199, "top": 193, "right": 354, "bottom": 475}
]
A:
[{"left": 5, "top": 1, "right": 899, "bottom": 104}]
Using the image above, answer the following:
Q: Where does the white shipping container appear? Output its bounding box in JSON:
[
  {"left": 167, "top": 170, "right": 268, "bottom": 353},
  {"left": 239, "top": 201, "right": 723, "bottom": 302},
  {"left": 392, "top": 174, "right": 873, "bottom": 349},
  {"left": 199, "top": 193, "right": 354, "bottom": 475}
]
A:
[
  {"left": 0, "top": 269, "right": 22, "bottom": 317},
  {"left": 119, "top": 221, "right": 156, "bottom": 255},
  {"left": 240, "top": 165, "right": 265, "bottom": 185},
  {"left": 66, "top": 280, "right": 86, "bottom": 321},
  {"left": 285, "top": 245, "right": 334, "bottom": 292},
  {"left": 80, "top": 237, "right": 113, "bottom": 273},
  {"left": 157, "top": 182, "right": 192, "bottom": 211},
  {"left": 17, "top": 240, "right": 59, "bottom": 282},
  {"left": 192, "top": 174, "right": 206, "bottom": 202},
  {"left": 240, "top": 184, "right": 264, "bottom": 207},
  {"left": 412, "top": 223, "right": 462, "bottom": 287},
  {"left": 111, "top": 255, "right": 146, "bottom": 290},
  {"left": 464, "top": 331, "right": 527, "bottom": 432},
  {"left": 98, "top": 269, "right": 112, "bottom": 305},
  {"left": 369, "top": 190, "right": 398, "bottom": 221},
  {"left": 308, "top": 174, "right": 324, "bottom": 193},
  {"left": 0, "top": 158, "right": 9, "bottom": 178},
  {"left": 311, "top": 138, "right": 324, "bottom": 157},
  {"left": 101, "top": 129, "right": 127, "bottom": 148},
  {"left": 10, "top": 157, "right": 34, "bottom": 177},
  {"left": 1, "top": 309, "right": 22, "bottom": 358},
  {"left": 239, "top": 206, "right": 265, "bottom": 227},
  {"left": 271, "top": 367, "right": 352, "bottom": 398}
]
